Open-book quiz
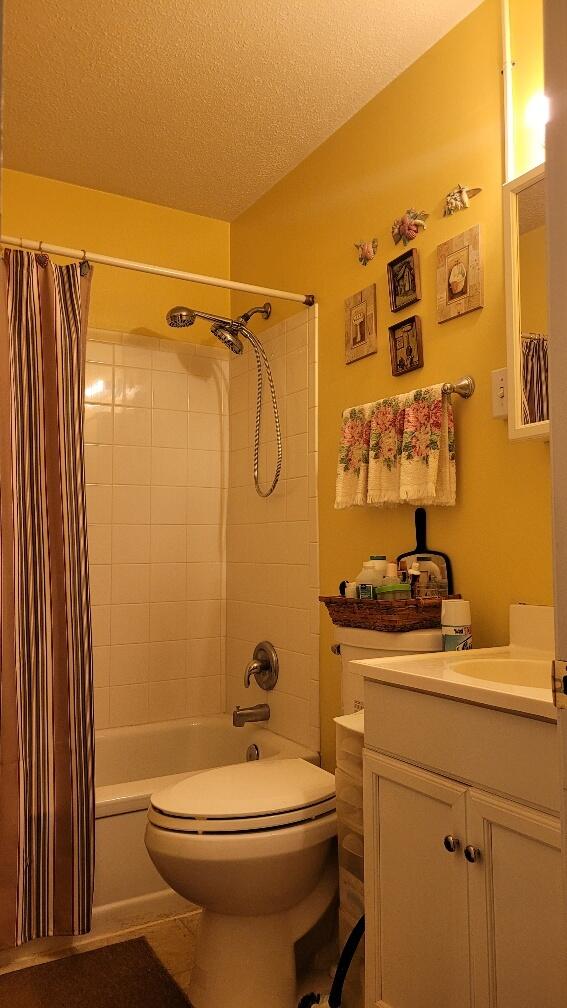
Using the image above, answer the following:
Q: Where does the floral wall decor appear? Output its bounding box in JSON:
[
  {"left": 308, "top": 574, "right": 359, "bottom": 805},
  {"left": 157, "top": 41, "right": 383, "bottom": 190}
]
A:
[
  {"left": 344, "top": 283, "right": 377, "bottom": 364},
  {"left": 392, "top": 208, "right": 428, "bottom": 246},
  {"left": 444, "top": 184, "right": 482, "bottom": 216},
  {"left": 354, "top": 238, "right": 378, "bottom": 266}
]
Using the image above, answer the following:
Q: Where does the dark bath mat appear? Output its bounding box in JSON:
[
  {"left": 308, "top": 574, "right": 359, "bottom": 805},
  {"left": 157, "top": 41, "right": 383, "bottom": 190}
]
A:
[{"left": 0, "top": 936, "right": 192, "bottom": 1007}]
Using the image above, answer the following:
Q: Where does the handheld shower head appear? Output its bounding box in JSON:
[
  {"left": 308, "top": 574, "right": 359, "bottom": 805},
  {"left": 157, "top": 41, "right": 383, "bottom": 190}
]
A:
[
  {"left": 165, "top": 301, "right": 281, "bottom": 496},
  {"left": 211, "top": 322, "right": 243, "bottom": 355},
  {"left": 166, "top": 306, "right": 197, "bottom": 328},
  {"left": 165, "top": 305, "right": 242, "bottom": 352}
]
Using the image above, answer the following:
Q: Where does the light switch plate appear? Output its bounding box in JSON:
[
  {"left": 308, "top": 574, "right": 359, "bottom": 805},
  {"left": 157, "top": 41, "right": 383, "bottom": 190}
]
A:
[{"left": 491, "top": 368, "right": 508, "bottom": 418}]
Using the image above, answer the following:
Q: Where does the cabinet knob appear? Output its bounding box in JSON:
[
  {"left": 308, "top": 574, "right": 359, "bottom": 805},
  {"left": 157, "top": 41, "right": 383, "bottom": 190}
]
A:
[
  {"left": 443, "top": 835, "right": 460, "bottom": 853},
  {"left": 464, "top": 845, "right": 481, "bottom": 863}
]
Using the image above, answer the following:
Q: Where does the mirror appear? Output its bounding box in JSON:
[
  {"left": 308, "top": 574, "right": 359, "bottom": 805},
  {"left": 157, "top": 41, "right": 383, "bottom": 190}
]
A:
[{"left": 504, "top": 164, "right": 549, "bottom": 440}]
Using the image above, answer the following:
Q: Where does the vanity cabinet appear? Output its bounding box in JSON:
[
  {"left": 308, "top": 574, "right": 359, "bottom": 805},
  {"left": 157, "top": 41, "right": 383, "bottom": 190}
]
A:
[
  {"left": 466, "top": 790, "right": 563, "bottom": 1008},
  {"left": 363, "top": 700, "right": 564, "bottom": 1008},
  {"left": 363, "top": 754, "right": 470, "bottom": 1008}
]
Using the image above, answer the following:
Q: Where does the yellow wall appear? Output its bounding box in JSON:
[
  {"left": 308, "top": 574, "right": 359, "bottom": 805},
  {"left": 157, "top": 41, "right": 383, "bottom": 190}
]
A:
[
  {"left": 231, "top": 0, "right": 552, "bottom": 767},
  {"left": 519, "top": 225, "right": 548, "bottom": 332},
  {"left": 509, "top": 0, "right": 545, "bottom": 176},
  {"left": 4, "top": 2, "right": 550, "bottom": 770},
  {"left": 2, "top": 170, "right": 231, "bottom": 339}
]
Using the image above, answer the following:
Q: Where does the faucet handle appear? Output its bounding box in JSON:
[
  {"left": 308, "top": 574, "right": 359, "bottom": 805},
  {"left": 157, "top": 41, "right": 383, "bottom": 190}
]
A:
[
  {"left": 244, "top": 659, "right": 264, "bottom": 687},
  {"left": 243, "top": 641, "right": 279, "bottom": 691}
]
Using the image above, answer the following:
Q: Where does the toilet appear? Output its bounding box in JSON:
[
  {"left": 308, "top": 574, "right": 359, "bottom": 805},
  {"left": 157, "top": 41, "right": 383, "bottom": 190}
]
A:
[
  {"left": 335, "top": 626, "right": 443, "bottom": 713},
  {"left": 145, "top": 627, "right": 442, "bottom": 1008},
  {"left": 145, "top": 757, "right": 337, "bottom": 1008}
]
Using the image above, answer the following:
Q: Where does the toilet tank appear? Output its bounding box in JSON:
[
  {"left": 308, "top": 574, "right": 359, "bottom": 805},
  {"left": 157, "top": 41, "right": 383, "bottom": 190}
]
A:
[{"left": 335, "top": 626, "right": 443, "bottom": 713}]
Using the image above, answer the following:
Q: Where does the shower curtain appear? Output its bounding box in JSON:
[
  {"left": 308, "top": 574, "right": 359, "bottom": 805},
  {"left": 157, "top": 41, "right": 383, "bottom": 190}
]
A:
[
  {"left": 521, "top": 333, "right": 549, "bottom": 424},
  {"left": 0, "top": 250, "right": 95, "bottom": 948}
]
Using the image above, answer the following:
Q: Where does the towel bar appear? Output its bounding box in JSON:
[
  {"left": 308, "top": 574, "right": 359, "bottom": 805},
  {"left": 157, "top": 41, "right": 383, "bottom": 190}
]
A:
[{"left": 441, "top": 375, "right": 475, "bottom": 398}]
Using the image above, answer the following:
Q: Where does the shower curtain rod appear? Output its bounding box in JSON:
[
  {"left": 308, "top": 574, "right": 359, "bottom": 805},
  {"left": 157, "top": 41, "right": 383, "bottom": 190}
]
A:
[{"left": 1, "top": 235, "right": 316, "bottom": 307}]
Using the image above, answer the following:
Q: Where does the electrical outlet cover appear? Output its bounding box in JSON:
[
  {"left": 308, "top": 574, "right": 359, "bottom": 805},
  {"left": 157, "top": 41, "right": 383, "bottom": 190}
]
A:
[{"left": 491, "top": 367, "right": 508, "bottom": 419}]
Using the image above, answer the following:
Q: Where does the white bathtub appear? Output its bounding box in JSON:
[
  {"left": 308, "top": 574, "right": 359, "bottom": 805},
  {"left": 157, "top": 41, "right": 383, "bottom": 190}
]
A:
[{"left": 94, "top": 715, "right": 319, "bottom": 916}]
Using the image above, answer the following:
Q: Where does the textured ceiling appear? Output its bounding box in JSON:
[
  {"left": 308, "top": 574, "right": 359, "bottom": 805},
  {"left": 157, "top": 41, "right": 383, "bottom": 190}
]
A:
[
  {"left": 518, "top": 178, "right": 546, "bottom": 233},
  {"left": 5, "top": 0, "right": 483, "bottom": 221}
]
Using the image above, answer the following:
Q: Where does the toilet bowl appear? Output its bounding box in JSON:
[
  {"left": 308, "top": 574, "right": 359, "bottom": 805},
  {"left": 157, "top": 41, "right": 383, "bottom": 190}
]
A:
[{"left": 145, "top": 757, "right": 337, "bottom": 1008}]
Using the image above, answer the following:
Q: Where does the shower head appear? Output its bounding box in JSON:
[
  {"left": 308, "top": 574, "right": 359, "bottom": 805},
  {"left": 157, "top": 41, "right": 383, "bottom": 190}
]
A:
[
  {"left": 165, "top": 301, "right": 281, "bottom": 496},
  {"left": 211, "top": 322, "right": 244, "bottom": 355},
  {"left": 236, "top": 303, "right": 271, "bottom": 325},
  {"left": 166, "top": 306, "right": 197, "bottom": 328},
  {"left": 165, "top": 302, "right": 270, "bottom": 357}
]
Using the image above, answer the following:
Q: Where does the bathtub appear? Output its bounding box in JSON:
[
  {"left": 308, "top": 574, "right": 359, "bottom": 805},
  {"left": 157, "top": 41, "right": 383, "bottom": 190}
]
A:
[{"left": 94, "top": 715, "right": 319, "bottom": 918}]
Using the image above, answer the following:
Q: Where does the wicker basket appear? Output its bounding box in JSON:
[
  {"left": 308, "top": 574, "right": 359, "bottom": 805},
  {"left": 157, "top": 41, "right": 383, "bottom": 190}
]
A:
[{"left": 319, "top": 595, "right": 445, "bottom": 632}]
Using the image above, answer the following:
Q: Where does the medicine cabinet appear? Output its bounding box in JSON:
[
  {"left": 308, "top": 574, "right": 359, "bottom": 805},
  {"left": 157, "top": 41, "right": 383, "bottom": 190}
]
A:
[{"left": 503, "top": 163, "right": 549, "bottom": 440}]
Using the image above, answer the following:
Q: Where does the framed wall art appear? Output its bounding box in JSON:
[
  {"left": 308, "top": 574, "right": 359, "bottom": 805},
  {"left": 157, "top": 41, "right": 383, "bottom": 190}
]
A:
[
  {"left": 344, "top": 283, "right": 377, "bottom": 364},
  {"left": 387, "top": 247, "right": 421, "bottom": 313},
  {"left": 436, "top": 223, "right": 483, "bottom": 323},
  {"left": 388, "top": 315, "right": 423, "bottom": 377}
]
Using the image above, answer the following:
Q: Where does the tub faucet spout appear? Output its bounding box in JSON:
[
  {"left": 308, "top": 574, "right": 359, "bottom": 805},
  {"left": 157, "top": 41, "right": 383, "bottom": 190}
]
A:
[{"left": 232, "top": 703, "right": 270, "bottom": 727}]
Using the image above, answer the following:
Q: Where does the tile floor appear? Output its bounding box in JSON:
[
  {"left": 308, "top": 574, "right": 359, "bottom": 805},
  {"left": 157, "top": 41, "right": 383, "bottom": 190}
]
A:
[
  {"left": 0, "top": 910, "right": 201, "bottom": 1001},
  {"left": 0, "top": 904, "right": 339, "bottom": 1004}
]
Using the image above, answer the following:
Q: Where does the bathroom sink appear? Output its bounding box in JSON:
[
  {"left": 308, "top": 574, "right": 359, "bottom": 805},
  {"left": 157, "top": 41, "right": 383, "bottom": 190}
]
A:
[
  {"left": 355, "top": 646, "right": 556, "bottom": 719},
  {"left": 354, "top": 605, "right": 557, "bottom": 719},
  {"left": 450, "top": 657, "right": 551, "bottom": 690}
]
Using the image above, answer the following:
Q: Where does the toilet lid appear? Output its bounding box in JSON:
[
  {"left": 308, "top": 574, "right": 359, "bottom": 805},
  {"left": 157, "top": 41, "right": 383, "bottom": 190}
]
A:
[{"left": 149, "top": 758, "right": 336, "bottom": 833}]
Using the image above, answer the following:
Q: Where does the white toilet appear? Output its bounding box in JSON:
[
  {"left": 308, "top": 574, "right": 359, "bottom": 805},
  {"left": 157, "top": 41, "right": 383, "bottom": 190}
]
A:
[
  {"left": 145, "top": 626, "right": 442, "bottom": 1008},
  {"left": 145, "top": 757, "right": 337, "bottom": 1008},
  {"left": 335, "top": 626, "right": 443, "bottom": 713}
]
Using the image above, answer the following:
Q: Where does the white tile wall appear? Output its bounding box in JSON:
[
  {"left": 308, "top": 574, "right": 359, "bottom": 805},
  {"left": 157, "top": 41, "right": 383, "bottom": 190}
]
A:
[
  {"left": 86, "top": 313, "right": 319, "bottom": 750},
  {"left": 225, "top": 308, "right": 320, "bottom": 751},
  {"left": 86, "top": 331, "right": 228, "bottom": 729}
]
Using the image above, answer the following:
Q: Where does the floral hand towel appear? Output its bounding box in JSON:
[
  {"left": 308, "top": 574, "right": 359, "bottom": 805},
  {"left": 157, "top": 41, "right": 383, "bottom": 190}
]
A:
[
  {"left": 335, "top": 384, "right": 456, "bottom": 508},
  {"left": 335, "top": 403, "right": 372, "bottom": 508},
  {"left": 368, "top": 384, "right": 455, "bottom": 505}
]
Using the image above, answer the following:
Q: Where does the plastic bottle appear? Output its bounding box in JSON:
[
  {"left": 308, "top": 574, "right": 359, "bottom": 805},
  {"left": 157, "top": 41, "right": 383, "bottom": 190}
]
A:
[
  {"left": 441, "top": 599, "right": 472, "bottom": 651},
  {"left": 370, "top": 556, "right": 387, "bottom": 582},
  {"left": 383, "top": 561, "right": 401, "bottom": 587},
  {"left": 408, "top": 561, "right": 421, "bottom": 598},
  {"left": 355, "top": 562, "right": 382, "bottom": 599}
]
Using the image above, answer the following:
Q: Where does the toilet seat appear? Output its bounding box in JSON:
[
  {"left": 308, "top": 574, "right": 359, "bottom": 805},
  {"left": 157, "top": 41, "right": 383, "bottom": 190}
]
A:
[{"left": 148, "top": 757, "right": 336, "bottom": 834}]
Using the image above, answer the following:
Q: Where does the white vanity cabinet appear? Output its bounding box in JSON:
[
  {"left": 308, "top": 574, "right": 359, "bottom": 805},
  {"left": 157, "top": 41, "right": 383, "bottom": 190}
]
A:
[
  {"left": 363, "top": 682, "right": 564, "bottom": 1008},
  {"left": 466, "top": 790, "right": 563, "bottom": 1007}
]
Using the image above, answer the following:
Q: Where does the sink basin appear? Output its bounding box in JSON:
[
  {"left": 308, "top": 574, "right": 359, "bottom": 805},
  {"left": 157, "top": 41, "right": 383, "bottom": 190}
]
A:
[
  {"left": 356, "top": 646, "right": 556, "bottom": 719},
  {"left": 355, "top": 605, "right": 556, "bottom": 719},
  {"left": 449, "top": 657, "right": 551, "bottom": 690}
]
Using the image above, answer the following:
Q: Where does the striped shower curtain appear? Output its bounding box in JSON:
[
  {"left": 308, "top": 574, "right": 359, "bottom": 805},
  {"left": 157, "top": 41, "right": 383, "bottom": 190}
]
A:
[
  {"left": 521, "top": 333, "right": 549, "bottom": 424},
  {"left": 0, "top": 250, "right": 95, "bottom": 948}
]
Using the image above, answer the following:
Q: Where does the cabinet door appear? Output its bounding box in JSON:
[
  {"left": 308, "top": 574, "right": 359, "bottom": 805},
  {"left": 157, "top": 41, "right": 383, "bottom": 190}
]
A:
[
  {"left": 467, "top": 790, "right": 565, "bottom": 1008},
  {"left": 363, "top": 751, "right": 471, "bottom": 1008}
]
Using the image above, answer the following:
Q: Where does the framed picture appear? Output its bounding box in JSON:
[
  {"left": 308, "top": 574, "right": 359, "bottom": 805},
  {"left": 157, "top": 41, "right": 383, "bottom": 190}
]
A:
[
  {"left": 436, "top": 224, "right": 483, "bottom": 323},
  {"left": 388, "top": 315, "right": 423, "bottom": 376},
  {"left": 387, "top": 248, "right": 421, "bottom": 312},
  {"left": 344, "top": 284, "right": 377, "bottom": 364}
]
